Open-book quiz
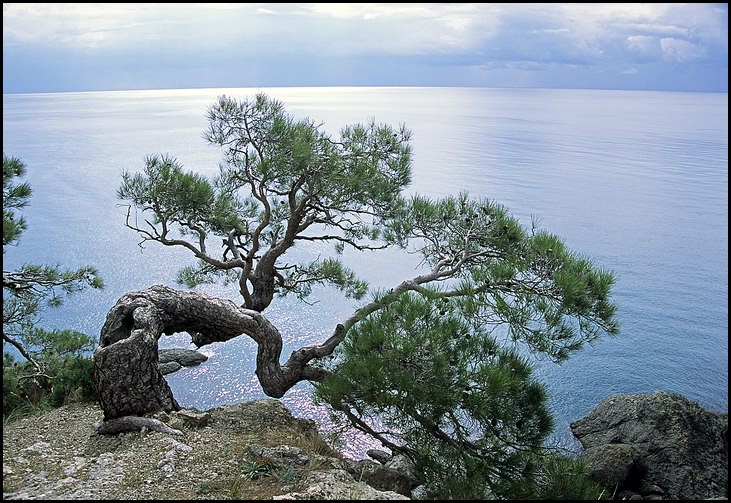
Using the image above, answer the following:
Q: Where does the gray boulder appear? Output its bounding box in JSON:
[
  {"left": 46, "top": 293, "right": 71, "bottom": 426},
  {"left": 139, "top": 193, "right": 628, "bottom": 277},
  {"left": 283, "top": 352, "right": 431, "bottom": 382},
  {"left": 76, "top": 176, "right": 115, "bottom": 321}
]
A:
[
  {"left": 158, "top": 348, "right": 208, "bottom": 367},
  {"left": 346, "top": 459, "right": 415, "bottom": 496},
  {"left": 174, "top": 409, "right": 211, "bottom": 428},
  {"left": 571, "top": 391, "right": 728, "bottom": 500},
  {"left": 385, "top": 455, "right": 422, "bottom": 489},
  {"left": 367, "top": 449, "right": 393, "bottom": 465},
  {"left": 580, "top": 443, "right": 644, "bottom": 489},
  {"left": 272, "top": 469, "right": 409, "bottom": 500},
  {"left": 158, "top": 361, "right": 182, "bottom": 375}
]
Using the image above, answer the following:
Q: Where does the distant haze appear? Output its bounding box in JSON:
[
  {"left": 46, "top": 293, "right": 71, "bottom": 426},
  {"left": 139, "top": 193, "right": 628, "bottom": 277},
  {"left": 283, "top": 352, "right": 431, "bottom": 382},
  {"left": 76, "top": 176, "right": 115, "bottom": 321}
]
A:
[{"left": 3, "top": 3, "right": 728, "bottom": 93}]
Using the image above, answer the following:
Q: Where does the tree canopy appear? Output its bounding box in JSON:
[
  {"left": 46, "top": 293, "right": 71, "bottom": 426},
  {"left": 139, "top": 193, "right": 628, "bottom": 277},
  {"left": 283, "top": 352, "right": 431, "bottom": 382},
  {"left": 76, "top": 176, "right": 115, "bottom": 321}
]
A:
[
  {"left": 107, "top": 93, "right": 619, "bottom": 498},
  {"left": 118, "top": 93, "right": 411, "bottom": 311}
]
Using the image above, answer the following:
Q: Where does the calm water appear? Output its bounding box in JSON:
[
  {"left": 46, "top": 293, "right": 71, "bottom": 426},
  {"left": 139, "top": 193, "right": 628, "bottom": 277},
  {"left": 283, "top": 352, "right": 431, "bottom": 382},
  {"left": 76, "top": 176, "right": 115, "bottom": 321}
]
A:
[{"left": 3, "top": 87, "right": 728, "bottom": 456}]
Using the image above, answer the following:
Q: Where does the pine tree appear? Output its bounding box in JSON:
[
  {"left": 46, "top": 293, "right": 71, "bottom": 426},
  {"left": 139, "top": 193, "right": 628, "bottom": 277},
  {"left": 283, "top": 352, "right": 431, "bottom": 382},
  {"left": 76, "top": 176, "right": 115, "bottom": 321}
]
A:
[{"left": 100, "top": 94, "right": 618, "bottom": 496}]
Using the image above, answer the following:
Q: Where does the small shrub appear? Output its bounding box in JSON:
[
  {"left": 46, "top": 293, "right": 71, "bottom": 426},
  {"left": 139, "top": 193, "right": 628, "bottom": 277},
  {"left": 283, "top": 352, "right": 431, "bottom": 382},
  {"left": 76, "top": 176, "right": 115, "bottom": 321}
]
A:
[
  {"left": 241, "top": 459, "right": 274, "bottom": 480},
  {"left": 45, "top": 354, "right": 97, "bottom": 406},
  {"left": 510, "top": 453, "right": 610, "bottom": 500},
  {"left": 275, "top": 465, "right": 298, "bottom": 485},
  {"left": 3, "top": 352, "right": 97, "bottom": 422}
]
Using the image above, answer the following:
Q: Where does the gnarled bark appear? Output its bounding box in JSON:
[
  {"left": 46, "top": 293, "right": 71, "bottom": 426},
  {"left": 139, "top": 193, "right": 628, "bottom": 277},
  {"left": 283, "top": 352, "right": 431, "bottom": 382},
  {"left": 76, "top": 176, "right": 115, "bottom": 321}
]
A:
[
  {"left": 93, "top": 266, "right": 447, "bottom": 422},
  {"left": 93, "top": 285, "right": 329, "bottom": 421}
]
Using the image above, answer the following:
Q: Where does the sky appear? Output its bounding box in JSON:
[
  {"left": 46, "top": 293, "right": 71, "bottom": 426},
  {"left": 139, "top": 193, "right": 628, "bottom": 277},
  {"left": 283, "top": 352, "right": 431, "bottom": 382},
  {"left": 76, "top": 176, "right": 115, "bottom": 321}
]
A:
[{"left": 2, "top": 3, "right": 728, "bottom": 93}]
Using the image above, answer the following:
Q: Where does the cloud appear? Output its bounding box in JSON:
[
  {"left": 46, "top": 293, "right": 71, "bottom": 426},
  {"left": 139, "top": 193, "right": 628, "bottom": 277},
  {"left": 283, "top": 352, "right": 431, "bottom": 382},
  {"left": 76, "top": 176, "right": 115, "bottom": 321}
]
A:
[
  {"left": 616, "top": 22, "right": 689, "bottom": 38},
  {"left": 2, "top": 3, "right": 257, "bottom": 48},
  {"left": 620, "top": 68, "right": 639, "bottom": 75},
  {"left": 3, "top": 3, "right": 727, "bottom": 92},
  {"left": 303, "top": 4, "right": 437, "bottom": 20},
  {"left": 660, "top": 38, "right": 708, "bottom": 62},
  {"left": 625, "top": 35, "right": 661, "bottom": 61},
  {"left": 3, "top": 3, "right": 725, "bottom": 62}
]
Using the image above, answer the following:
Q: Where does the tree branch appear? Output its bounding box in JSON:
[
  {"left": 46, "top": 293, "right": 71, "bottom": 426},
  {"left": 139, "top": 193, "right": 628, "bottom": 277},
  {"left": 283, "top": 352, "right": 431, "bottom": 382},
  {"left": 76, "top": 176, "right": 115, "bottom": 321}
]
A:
[
  {"left": 294, "top": 234, "right": 389, "bottom": 251},
  {"left": 2, "top": 333, "right": 42, "bottom": 374}
]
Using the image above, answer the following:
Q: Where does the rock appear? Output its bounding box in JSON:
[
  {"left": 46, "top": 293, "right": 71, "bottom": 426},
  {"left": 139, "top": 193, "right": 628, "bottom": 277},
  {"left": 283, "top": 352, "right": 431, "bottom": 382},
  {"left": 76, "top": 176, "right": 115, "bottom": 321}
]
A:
[
  {"left": 638, "top": 482, "right": 664, "bottom": 496},
  {"left": 571, "top": 391, "right": 728, "bottom": 500},
  {"left": 168, "top": 438, "right": 192, "bottom": 453},
  {"left": 617, "top": 489, "right": 641, "bottom": 500},
  {"left": 211, "top": 399, "right": 319, "bottom": 438},
  {"left": 343, "top": 454, "right": 422, "bottom": 496},
  {"left": 153, "top": 411, "right": 170, "bottom": 422},
  {"left": 580, "top": 443, "right": 644, "bottom": 489},
  {"left": 4, "top": 490, "right": 33, "bottom": 500},
  {"left": 174, "top": 409, "right": 211, "bottom": 428},
  {"left": 367, "top": 449, "right": 393, "bottom": 465},
  {"left": 310, "top": 453, "right": 347, "bottom": 471},
  {"left": 23, "top": 442, "right": 51, "bottom": 454},
  {"left": 63, "top": 457, "right": 87, "bottom": 477},
  {"left": 247, "top": 444, "right": 310, "bottom": 467},
  {"left": 384, "top": 455, "right": 423, "bottom": 489},
  {"left": 346, "top": 459, "right": 415, "bottom": 496},
  {"left": 157, "top": 438, "right": 192, "bottom": 477},
  {"left": 158, "top": 348, "right": 208, "bottom": 367},
  {"left": 96, "top": 416, "right": 182, "bottom": 436},
  {"left": 159, "top": 361, "right": 182, "bottom": 375},
  {"left": 272, "top": 469, "right": 409, "bottom": 500}
]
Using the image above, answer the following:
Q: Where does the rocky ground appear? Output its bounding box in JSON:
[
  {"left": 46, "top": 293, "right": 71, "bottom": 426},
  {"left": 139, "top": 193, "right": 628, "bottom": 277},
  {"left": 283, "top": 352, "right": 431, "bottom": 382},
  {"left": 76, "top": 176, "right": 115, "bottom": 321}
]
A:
[
  {"left": 5, "top": 391, "right": 726, "bottom": 500},
  {"left": 2, "top": 399, "right": 411, "bottom": 500}
]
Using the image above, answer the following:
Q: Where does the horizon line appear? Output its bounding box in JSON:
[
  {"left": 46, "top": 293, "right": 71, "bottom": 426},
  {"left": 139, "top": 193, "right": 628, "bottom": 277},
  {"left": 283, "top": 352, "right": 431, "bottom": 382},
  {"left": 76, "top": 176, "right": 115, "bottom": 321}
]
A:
[{"left": 3, "top": 83, "right": 729, "bottom": 97}]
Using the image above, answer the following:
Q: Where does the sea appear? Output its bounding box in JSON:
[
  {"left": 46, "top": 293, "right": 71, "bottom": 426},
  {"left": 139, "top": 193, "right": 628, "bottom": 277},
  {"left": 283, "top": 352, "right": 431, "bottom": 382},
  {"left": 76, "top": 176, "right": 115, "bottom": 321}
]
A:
[{"left": 3, "top": 87, "right": 728, "bottom": 457}]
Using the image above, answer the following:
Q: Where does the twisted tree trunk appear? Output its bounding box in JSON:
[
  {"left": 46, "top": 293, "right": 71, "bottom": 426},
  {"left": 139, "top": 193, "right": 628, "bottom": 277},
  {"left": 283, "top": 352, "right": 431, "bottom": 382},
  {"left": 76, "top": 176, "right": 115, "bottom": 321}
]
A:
[{"left": 93, "top": 285, "right": 330, "bottom": 420}]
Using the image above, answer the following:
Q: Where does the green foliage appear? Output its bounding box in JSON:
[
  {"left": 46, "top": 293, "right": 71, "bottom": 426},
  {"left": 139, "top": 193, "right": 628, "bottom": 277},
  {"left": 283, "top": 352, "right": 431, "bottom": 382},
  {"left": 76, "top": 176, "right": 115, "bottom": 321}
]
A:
[
  {"left": 508, "top": 454, "right": 610, "bottom": 500},
  {"left": 176, "top": 260, "right": 242, "bottom": 289},
  {"left": 241, "top": 459, "right": 274, "bottom": 480},
  {"left": 3, "top": 352, "right": 97, "bottom": 421},
  {"left": 274, "top": 465, "right": 298, "bottom": 485},
  {"left": 3, "top": 155, "right": 32, "bottom": 249},
  {"left": 316, "top": 292, "right": 555, "bottom": 499},
  {"left": 3, "top": 266, "right": 103, "bottom": 362},
  {"left": 276, "top": 257, "right": 369, "bottom": 301},
  {"left": 118, "top": 155, "right": 248, "bottom": 237},
  {"left": 23, "top": 327, "right": 96, "bottom": 356},
  {"left": 44, "top": 354, "right": 97, "bottom": 407},
  {"left": 315, "top": 191, "right": 621, "bottom": 497},
  {"left": 4, "top": 264, "right": 103, "bottom": 306},
  {"left": 2, "top": 330, "right": 98, "bottom": 418},
  {"left": 207, "top": 93, "right": 411, "bottom": 213},
  {"left": 3, "top": 353, "right": 29, "bottom": 420},
  {"left": 386, "top": 193, "right": 619, "bottom": 362}
]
